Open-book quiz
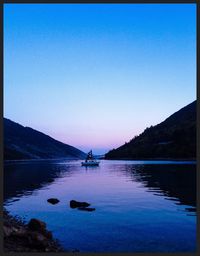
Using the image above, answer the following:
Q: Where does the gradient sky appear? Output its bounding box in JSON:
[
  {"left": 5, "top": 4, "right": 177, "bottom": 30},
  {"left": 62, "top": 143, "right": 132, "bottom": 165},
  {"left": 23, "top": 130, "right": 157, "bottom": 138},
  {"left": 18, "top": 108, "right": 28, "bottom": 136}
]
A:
[{"left": 4, "top": 4, "right": 196, "bottom": 154}]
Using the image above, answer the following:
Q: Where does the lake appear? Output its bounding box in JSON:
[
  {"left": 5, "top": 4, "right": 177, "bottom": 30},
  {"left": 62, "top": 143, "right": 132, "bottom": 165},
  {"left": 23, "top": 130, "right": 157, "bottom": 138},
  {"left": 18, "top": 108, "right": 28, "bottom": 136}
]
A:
[{"left": 4, "top": 159, "right": 196, "bottom": 252}]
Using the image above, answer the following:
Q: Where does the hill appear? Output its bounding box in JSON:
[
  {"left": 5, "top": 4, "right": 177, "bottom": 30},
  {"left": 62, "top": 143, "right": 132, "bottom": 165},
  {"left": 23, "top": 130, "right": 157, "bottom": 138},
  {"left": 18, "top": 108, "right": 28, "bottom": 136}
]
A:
[
  {"left": 4, "top": 118, "right": 86, "bottom": 160},
  {"left": 105, "top": 101, "right": 196, "bottom": 160}
]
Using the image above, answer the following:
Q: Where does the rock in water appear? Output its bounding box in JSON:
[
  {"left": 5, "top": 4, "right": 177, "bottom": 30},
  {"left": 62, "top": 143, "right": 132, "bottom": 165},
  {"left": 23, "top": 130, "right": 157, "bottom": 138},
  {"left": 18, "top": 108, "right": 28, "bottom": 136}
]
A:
[
  {"left": 78, "top": 207, "right": 95, "bottom": 212},
  {"left": 70, "top": 200, "right": 90, "bottom": 208},
  {"left": 47, "top": 198, "right": 60, "bottom": 205}
]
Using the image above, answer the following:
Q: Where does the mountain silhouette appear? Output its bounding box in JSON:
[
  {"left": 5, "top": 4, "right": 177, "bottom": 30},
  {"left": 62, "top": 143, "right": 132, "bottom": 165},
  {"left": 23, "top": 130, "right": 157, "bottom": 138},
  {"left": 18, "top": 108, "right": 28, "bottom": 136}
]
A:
[
  {"left": 4, "top": 118, "right": 86, "bottom": 160},
  {"left": 105, "top": 101, "right": 196, "bottom": 160}
]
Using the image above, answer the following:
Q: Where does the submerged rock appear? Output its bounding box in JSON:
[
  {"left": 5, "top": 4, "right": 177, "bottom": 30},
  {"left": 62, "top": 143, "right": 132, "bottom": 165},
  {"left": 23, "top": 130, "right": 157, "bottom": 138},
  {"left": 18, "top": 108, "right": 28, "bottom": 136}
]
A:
[
  {"left": 78, "top": 207, "right": 95, "bottom": 212},
  {"left": 70, "top": 200, "right": 90, "bottom": 209},
  {"left": 47, "top": 198, "right": 60, "bottom": 205}
]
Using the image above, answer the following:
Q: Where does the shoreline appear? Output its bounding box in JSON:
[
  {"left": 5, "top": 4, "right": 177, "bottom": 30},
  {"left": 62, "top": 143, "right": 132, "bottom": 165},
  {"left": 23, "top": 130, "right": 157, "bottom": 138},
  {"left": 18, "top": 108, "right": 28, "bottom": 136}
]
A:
[
  {"left": 4, "top": 157, "right": 196, "bottom": 162},
  {"left": 3, "top": 157, "right": 84, "bottom": 164},
  {"left": 104, "top": 158, "right": 196, "bottom": 162},
  {"left": 3, "top": 209, "right": 65, "bottom": 252}
]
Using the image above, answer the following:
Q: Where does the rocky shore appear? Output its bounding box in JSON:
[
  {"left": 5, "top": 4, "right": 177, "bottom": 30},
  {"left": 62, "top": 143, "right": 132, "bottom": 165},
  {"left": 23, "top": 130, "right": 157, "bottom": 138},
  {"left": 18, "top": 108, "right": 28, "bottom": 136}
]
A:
[{"left": 3, "top": 209, "right": 64, "bottom": 252}]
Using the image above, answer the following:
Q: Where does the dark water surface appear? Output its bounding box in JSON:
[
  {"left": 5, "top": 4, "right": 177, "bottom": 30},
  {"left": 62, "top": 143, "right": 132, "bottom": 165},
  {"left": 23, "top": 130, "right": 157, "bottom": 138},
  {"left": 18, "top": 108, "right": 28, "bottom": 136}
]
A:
[{"left": 4, "top": 160, "right": 196, "bottom": 252}]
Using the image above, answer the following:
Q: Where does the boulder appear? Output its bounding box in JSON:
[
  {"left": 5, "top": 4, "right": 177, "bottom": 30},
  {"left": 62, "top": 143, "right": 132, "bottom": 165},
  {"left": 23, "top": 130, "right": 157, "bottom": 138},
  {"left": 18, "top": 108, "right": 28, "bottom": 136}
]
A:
[
  {"left": 78, "top": 207, "right": 95, "bottom": 212},
  {"left": 47, "top": 198, "right": 60, "bottom": 205},
  {"left": 28, "top": 218, "right": 52, "bottom": 240},
  {"left": 28, "top": 219, "right": 46, "bottom": 232},
  {"left": 44, "top": 230, "right": 53, "bottom": 239},
  {"left": 3, "top": 225, "right": 13, "bottom": 237},
  {"left": 12, "top": 227, "right": 27, "bottom": 237},
  {"left": 3, "top": 210, "right": 63, "bottom": 252},
  {"left": 70, "top": 200, "right": 90, "bottom": 208},
  {"left": 27, "top": 231, "right": 49, "bottom": 249}
]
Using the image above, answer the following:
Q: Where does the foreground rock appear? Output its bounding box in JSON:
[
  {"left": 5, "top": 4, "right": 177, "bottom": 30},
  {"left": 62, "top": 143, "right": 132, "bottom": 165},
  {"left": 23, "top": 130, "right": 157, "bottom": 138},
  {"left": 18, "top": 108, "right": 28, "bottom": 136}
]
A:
[
  {"left": 47, "top": 198, "right": 60, "bottom": 205},
  {"left": 28, "top": 218, "right": 52, "bottom": 239},
  {"left": 78, "top": 207, "right": 95, "bottom": 212},
  {"left": 3, "top": 210, "right": 64, "bottom": 252},
  {"left": 70, "top": 200, "right": 90, "bottom": 208},
  {"left": 28, "top": 218, "right": 46, "bottom": 231}
]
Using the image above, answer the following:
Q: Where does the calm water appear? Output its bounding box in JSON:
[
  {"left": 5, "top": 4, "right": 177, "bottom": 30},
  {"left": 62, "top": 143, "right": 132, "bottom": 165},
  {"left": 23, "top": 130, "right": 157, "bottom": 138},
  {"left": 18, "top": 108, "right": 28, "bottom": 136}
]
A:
[{"left": 4, "top": 160, "right": 196, "bottom": 252}]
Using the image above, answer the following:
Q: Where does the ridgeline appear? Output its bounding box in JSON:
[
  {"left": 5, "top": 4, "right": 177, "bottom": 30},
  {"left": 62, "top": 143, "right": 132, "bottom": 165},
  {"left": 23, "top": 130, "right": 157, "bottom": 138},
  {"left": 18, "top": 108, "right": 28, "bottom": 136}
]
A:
[
  {"left": 4, "top": 118, "right": 86, "bottom": 160},
  {"left": 105, "top": 101, "right": 196, "bottom": 160}
]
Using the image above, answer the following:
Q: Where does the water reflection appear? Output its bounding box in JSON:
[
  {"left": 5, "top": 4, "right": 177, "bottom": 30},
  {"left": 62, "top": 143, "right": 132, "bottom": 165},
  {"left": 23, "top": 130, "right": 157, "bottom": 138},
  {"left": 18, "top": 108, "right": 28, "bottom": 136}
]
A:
[
  {"left": 132, "top": 164, "right": 196, "bottom": 212},
  {"left": 109, "top": 163, "right": 196, "bottom": 214},
  {"left": 4, "top": 160, "right": 68, "bottom": 201},
  {"left": 4, "top": 160, "right": 196, "bottom": 252},
  {"left": 4, "top": 160, "right": 196, "bottom": 214}
]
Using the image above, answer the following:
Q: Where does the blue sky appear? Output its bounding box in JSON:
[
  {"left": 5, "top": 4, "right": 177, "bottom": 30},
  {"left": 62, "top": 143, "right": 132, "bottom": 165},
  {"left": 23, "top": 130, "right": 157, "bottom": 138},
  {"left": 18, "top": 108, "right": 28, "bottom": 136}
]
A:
[{"left": 4, "top": 4, "right": 196, "bottom": 154}]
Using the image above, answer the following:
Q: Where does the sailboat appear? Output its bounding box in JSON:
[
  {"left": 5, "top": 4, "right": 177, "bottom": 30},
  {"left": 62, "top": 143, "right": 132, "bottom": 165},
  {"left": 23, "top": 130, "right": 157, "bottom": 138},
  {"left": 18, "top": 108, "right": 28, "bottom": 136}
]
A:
[{"left": 81, "top": 150, "right": 100, "bottom": 166}]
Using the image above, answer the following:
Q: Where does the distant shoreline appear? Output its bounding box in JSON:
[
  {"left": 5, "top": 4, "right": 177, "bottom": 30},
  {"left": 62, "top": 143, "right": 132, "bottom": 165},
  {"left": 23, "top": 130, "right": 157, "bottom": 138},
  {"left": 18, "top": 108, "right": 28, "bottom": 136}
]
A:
[
  {"left": 4, "top": 157, "right": 84, "bottom": 163},
  {"left": 104, "top": 158, "right": 196, "bottom": 161},
  {"left": 4, "top": 157, "right": 196, "bottom": 163}
]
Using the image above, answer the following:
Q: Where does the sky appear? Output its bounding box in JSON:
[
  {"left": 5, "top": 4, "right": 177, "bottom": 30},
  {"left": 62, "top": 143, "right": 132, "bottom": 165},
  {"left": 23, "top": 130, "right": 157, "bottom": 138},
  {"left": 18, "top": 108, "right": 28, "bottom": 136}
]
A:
[{"left": 4, "top": 4, "right": 196, "bottom": 155}]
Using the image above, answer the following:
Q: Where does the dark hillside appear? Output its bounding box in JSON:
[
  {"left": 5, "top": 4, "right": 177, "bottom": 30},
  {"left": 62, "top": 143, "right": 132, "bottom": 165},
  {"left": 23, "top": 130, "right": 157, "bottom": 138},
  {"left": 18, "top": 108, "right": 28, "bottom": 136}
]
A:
[
  {"left": 4, "top": 118, "right": 86, "bottom": 160},
  {"left": 105, "top": 101, "right": 196, "bottom": 160}
]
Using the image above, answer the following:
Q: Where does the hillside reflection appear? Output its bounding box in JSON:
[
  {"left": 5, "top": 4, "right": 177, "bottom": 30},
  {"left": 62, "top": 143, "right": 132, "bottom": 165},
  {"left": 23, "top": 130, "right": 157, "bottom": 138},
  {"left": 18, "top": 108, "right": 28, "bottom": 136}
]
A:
[
  {"left": 126, "top": 164, "right": 196, "bottom": 213},
  {"left": 4, "top": 160, "right": 196, "bottom": 216},
  {"left": 4, "top": 160, "right": 68, "bottom": 201}
]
